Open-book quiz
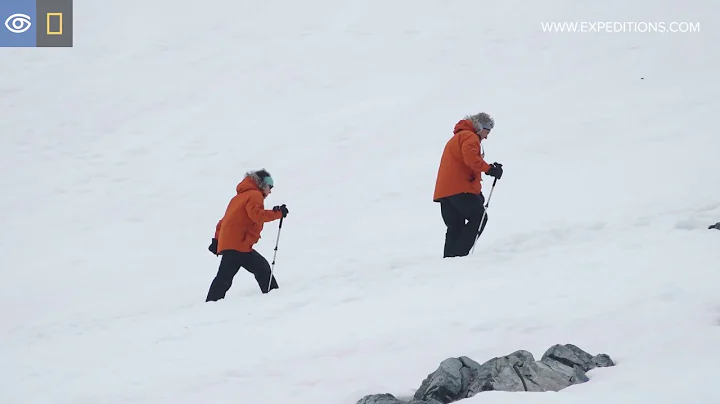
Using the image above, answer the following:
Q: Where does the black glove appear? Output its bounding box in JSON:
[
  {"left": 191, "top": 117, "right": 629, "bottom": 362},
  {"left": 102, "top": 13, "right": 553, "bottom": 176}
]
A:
[
  {"left": 273, "top": 204, "right": 289, "bottom": 218},
  {"left": 486, "top": 162, "right": 503, "bottom": 179},
  {"left": 208, "top": 238, "right": 218, "bottom": 255}
]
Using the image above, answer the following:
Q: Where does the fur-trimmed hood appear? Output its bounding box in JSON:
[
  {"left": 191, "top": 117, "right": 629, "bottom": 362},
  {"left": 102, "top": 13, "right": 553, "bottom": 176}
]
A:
[
  {"left": 463, "top": 112, "right": 495, "bottom": 133},
  {"left": 236, "top": 169, "right": 273, "bottom": 194}
]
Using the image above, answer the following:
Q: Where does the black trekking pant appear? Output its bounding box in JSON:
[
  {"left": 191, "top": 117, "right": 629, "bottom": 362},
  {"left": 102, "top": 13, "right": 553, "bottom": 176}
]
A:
[
  {"left": 439, "top": 192, "right": 488, "bottom": 258},
  {"left": 206, "top": 249, "right": 278, "bottom": 301}
]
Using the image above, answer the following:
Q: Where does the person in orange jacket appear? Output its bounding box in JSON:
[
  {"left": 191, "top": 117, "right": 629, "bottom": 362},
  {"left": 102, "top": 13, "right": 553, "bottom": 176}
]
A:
[
  {"left": 206, "top": 169, "right": 288, "bottom": 301},
  {"left": 433, "top": 112, "right": 503, "bottom": 258}
]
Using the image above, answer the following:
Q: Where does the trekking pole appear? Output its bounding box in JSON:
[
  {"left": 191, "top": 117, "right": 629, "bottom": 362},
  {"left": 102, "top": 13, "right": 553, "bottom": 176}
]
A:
[
  {"left": 471, "top": 177, "right": 497, "bottom": 254},
  {"left": 268, "top": 216, "right": 284, "bottom": 292}
]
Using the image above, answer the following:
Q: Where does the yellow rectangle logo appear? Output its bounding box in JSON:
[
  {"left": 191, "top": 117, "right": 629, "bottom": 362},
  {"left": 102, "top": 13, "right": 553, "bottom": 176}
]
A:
[{"left": 47, "top": 12, "right": 63, "bottom": 35}]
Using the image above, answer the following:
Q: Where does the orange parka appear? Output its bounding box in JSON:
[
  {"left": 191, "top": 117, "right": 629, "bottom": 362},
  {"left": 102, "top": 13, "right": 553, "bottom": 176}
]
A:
[
  {"left": 214, "top": 176, "right": 283, "bottom": 253},
  {"left": 433, "top": 119, "right": 492, "bottom": 202}
]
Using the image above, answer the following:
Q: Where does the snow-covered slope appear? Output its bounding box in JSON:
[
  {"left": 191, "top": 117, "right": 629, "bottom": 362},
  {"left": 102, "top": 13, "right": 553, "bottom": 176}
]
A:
[{"left": 1, "top": 0, "right": 719, "bottom": 403}]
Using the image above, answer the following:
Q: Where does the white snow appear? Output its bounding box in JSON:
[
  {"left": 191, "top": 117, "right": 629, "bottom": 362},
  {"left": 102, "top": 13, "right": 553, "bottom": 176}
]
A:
[{"left": 1, "top": 0, "right": 719, "bottom": 403}]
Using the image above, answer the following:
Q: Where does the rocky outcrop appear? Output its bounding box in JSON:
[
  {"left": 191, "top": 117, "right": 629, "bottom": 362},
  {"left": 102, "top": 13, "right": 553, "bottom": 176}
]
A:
[
  {"left": 356, "top": 394, "right": 442, "bottom": 404},
  {"left": 356, "top": 343, "right": 614, "bottom": 404}
]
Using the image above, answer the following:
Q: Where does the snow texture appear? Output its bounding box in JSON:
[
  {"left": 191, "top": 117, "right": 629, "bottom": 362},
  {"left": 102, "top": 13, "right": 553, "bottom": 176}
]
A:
[{"left": 1, "top": 0, "right": 720, "bottom": 403}]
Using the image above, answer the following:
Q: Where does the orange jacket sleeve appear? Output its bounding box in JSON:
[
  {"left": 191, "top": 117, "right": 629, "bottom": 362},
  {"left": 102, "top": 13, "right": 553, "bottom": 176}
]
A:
[
  {"left": 214, "top": 219, "right": 222, "bottom": 239},
  {"left": 459, "top": 132, "right": 491, "bottom": 174},
  {"left": 245, "top": 193, "right": 282, "bottom": 223}
]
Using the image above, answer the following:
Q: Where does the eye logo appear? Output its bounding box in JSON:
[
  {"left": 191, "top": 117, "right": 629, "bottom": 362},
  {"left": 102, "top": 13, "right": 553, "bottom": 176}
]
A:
[{"left": 4, "top": 13, "right": 32, "bottom": 34}]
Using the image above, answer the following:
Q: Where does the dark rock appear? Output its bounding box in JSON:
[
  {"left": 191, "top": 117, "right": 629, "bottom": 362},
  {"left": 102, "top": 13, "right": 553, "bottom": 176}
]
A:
[
  {"left": 541, "top": 344, "right": 615, "bottom": 373},
  {"left": 592, "top": 353, "right": 615, "bottom": 367},
  {"left": 360, "top": 344, "right": 614, "bottom": 404},
  {"left": 535, "top": 353, "right": 589, "bottom": 387},
  {"left": 541, "top": 343, "right": 595, "bottom": 372},
  {"left": 356, "top": 393, "right": 443, "bottom": 404},
  {"left": 463, "top": 349, "right": 590, "bottom": 395},
  {"left": 466, "top": 350, "right": 536, "bottom": 395},
  {"left": 356, "top": 393, "right": 404, "bottom": 404},
  {"left": 413, "top": 357, "right": 474, "bottom": 403}
]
